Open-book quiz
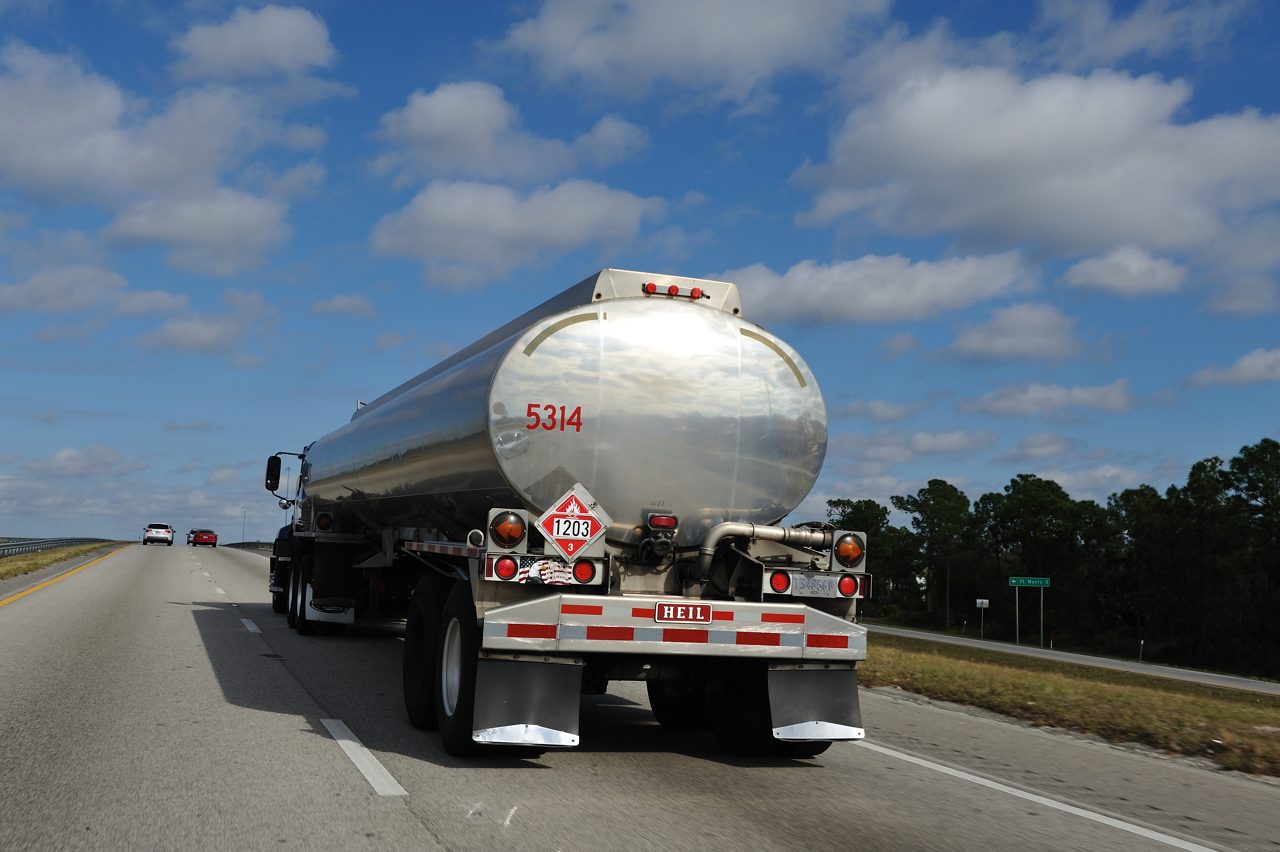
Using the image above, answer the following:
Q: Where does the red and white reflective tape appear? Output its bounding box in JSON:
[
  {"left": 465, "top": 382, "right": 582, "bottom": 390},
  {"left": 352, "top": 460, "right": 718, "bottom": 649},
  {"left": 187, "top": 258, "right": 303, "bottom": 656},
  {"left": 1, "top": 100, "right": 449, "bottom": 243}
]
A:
[
  {"left": 402, "top": 540, "right": 480, "bottom": 558},
  {"left": 480, "top": 595, "right": 864, "bottom": 661}
]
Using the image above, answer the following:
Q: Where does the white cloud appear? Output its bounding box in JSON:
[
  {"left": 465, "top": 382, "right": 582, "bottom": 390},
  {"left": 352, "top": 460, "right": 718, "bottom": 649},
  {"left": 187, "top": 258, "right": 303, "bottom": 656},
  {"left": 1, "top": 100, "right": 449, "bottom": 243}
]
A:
[
  {"left": 799, "top": 67, "right": 1280, "bottom": 256},
  {"left": 172, "top": 5, "right": 336, "bottom": 80},
  {"left": 1037, "top": 0, "right": 1248, "bottom": 68},
  {"left": 1060, "top": 246, "right": 1186, "bottom": 295},
  {"left": 1191, "top": 348, "right": 1280, "bottom": 386},
  {"left": 374, "top": 332, "right": 406, "bottom": 351},
  {"left": 831, "top": 428, "right": 997, "bottom": 466},
  {"left": 23, "top": 445, "right": 145, "bottom": 477},
  {"left": 724, "top": 252, "right": 1031, "bottom": 323},
  {"left": 137, "top": 289, "right": 279, "bottom": 355},
  {"left": 206, "top": 466, "right": 240, "bottom": 484},
  {"left": 312, "top": 294, "right": 376, "bottom": 318},
  {"left": 0, "top": 43, "right": 327, "bottom": 273},
  {"left": 960, "top": 379, "right": 1135, "bottom": 416},
  {"left": 1034, "top": 463, "right": 1148, "bottom": 501},
  {"left": 113, "top": 290, "right": 188, "bottom": 316},
  {"left": 0, "top": 265, "right": 125, "bottom": 312},
  {"left": 370, "top": 179, "right": 664, "bottom": 286},
  {"left": 879, "top": 331, "right": 917, "bottom": 357},
  {"left": 947, "top": 302, "right": 1079, "bottom": 361},
  {"left": 376, "top": 82, "right": 647, "bottom": 183},
  {"left": 996, "top": 432, "right": 1082, "bottom": 463},
  {"left": 106, "top": 190, "right": 289, "bottom": 275},
  {"left": 500, "top": 0, "right": 886, "bottom": 108},
  {"left": 835, "top": 399, "right": 926, "bottom": 422}
]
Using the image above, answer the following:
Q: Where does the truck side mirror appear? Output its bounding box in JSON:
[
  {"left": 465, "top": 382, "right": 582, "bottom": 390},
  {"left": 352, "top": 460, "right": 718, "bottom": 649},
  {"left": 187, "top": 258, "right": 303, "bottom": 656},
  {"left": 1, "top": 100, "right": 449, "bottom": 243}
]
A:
[{"left": 265, "top": 456, "right": 281, "bottom": 492}]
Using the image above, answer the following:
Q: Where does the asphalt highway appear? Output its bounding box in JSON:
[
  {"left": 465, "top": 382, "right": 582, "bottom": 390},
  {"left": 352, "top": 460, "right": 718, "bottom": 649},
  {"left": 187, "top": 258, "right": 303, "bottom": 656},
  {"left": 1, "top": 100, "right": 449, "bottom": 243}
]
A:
[{"left": 2, "top": 545, "right": 1276, "bottom": 851}]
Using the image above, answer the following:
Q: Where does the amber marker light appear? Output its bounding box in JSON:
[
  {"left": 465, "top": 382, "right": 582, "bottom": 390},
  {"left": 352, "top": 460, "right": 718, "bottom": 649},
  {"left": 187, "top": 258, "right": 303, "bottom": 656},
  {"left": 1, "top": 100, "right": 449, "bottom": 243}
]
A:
[
  {"left": 489, "top": 512, "right": 526, "bottom": 549},
  {"left": 835, "top": 533, "right": 865, "bottom": 568}
]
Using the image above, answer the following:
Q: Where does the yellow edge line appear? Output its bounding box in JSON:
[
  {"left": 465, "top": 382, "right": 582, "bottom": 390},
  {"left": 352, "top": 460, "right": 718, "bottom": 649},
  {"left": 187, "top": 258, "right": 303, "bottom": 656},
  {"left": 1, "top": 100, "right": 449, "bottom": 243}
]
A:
[{"left": 0, "top": 544, "right": 129, "bottom": 608}]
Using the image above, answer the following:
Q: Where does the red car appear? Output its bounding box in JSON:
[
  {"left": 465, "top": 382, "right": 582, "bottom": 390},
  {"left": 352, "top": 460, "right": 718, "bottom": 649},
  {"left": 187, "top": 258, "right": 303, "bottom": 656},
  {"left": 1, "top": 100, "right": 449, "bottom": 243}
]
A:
[{"left": 192, "top": 529, "right": 218, "bottom": 547}]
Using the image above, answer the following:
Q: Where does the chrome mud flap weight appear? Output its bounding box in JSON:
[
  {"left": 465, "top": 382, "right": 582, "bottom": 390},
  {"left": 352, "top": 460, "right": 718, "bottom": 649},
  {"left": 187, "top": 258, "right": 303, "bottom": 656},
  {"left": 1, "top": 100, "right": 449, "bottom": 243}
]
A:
[
  {"left": 472, "top": 653, "right": 583, "bottom": 748},
  {"left": 768, "top": 663, "right": 864, "bottom": 741}
]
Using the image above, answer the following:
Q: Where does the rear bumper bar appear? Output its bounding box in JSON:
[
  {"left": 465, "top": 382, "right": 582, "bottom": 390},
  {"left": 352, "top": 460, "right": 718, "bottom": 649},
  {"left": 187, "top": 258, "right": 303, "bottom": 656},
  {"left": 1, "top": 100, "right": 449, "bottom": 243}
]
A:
[{"left": 481, "top": 593, "right": 866, "bottom": 661}]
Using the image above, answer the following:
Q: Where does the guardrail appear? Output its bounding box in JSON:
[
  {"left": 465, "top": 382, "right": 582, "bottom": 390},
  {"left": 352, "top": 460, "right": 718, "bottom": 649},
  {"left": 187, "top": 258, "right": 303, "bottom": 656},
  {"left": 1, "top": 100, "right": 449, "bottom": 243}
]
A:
[
  {"left": 223, "top": 541, "right": 273, "bottom": 552},
  {"left": 0, "top": 538, "right": 113, "bottom": 559}
]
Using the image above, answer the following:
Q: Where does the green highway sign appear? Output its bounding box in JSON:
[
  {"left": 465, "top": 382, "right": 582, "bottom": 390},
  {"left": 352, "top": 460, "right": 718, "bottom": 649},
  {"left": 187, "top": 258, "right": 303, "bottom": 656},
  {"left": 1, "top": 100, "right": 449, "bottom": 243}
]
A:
[{"left": 1009, "top": 576, "right": 1051, "bottom": 588}]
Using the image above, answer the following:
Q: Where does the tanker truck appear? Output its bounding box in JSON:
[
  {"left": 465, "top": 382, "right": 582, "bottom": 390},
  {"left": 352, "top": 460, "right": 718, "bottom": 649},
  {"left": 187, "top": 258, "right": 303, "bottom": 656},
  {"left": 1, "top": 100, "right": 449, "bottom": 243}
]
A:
[{"left": 263, "top": 268, "right": 870, "bottom": 758}]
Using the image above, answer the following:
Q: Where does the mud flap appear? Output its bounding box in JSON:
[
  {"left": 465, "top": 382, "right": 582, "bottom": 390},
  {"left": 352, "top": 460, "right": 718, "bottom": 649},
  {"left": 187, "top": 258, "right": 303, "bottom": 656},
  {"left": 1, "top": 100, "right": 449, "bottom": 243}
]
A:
[
  {"left": 768, "top": 664, "right": 864, "bottom": 741},
  {"left": 472, "top": 656, "right": 583, "bottom": 748}
]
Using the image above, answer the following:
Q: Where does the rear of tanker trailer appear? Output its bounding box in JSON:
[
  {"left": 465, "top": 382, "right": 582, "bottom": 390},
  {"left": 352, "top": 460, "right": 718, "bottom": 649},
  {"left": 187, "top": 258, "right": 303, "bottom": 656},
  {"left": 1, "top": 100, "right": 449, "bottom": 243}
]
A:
[{"left": 264, "top": 269, "right": 870, "bottom": 756}]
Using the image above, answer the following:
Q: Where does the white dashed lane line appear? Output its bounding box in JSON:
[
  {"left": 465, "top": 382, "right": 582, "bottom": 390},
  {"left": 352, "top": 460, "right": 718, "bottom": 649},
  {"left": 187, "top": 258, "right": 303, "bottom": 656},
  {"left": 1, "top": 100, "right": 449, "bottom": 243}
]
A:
[
  {"left": 214, "top": 587, "right": 226, "bottom": 595},
  {"left": 321, "top": 719, "right": 408, "bottom": 797},
  {"left": 857, "top": 742, "right": 1215, "bottom": 852},
  {"left": 241, "top": 619, "right": 261, "bottom": 634}
]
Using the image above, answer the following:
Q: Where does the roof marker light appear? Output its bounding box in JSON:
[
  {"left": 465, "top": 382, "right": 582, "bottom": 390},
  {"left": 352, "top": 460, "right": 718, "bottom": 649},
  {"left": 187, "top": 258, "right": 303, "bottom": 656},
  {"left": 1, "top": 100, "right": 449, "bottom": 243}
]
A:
[
  {"left": 644, "top": 282, "right": 658, "bottom": 295},
  {"left": 667, "top": 284, "right": 680, "bottom": 296}
]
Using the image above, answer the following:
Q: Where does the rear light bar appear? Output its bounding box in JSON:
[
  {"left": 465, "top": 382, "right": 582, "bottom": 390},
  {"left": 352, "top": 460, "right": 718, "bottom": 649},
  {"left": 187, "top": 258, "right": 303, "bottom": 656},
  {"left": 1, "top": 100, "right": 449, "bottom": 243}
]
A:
[
  {"left": 485, "top": 555, "right": 603, "bottom": 586},
  {"left": 766, "top": 569, "right": 870, "bottom": 600}
]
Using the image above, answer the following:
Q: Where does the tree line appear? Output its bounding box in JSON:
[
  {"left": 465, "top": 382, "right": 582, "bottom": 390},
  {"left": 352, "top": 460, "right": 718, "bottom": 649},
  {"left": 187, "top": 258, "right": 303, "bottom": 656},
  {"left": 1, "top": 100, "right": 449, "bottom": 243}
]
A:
[{"left": 828, "top": 437, "right": 1280, "bottom": 677}]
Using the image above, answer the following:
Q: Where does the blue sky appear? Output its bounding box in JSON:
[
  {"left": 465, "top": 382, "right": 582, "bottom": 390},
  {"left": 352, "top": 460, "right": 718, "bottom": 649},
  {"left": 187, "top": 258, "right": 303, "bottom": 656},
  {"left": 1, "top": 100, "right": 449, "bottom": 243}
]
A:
[{"left": 2, "top": 0, "right": 1277, "bottom": 541}]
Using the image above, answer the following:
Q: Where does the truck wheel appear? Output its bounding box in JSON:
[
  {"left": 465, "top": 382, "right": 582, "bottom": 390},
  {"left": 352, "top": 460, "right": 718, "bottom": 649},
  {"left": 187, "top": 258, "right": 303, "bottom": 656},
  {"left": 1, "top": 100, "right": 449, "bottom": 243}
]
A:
[
  {"left": 295, "top": 563, "right": 317, "bottom": 635},
  {"left": 646, "top": 680, "right": 708, "bottom": 731},
  {"left": 434, "top": 584, "right": 479, "bottom": 755},
  {"left": 285, "top": 565, "right": 298, "bottom": 628},
  {"left": 708, "top": 665, "right": 777, "bottom": 757},
  {"left": 403, "top": 580, "right": 442, "bottom": 730}
]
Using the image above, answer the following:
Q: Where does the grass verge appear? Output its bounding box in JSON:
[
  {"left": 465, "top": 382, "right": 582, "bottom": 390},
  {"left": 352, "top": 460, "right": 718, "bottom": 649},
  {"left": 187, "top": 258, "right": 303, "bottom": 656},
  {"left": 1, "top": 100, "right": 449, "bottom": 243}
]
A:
[
  {"left": 862, "top": 633, "right": 1280, "bottom": 776},
  {"left": 0, "top": 542, "right": 127, "bottom": 582}
]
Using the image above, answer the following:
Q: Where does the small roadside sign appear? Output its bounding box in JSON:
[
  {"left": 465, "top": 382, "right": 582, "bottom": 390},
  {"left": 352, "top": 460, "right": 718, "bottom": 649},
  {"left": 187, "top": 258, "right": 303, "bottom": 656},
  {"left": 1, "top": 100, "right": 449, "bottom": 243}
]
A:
[
  {"left": 1009, "top": 576, "right": 1050, "bottom": 587},
  {"left": 976, "top": 599, "right": 989, "bottom": 608},
  {"left": 536, "top": 483, "right": 612, "bottom": 561}
]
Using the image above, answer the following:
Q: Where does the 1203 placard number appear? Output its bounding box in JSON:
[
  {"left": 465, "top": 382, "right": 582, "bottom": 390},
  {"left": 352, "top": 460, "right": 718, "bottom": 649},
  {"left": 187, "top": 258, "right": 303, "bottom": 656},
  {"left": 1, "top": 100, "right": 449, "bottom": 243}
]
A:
[{"left": 525, "top": 403, "right": 583, "bottom": 432}]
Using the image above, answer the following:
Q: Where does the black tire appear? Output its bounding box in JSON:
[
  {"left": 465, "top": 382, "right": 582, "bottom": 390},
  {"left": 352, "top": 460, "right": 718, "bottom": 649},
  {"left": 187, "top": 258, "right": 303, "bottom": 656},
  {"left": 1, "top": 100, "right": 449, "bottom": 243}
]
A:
[
  {"left": 167, "top": 541, "right": 172, "bottom": 546},
  {"left": 271, "top": 589, "right": 287, "bottom": 614},
  {"left": 646, "top": 680, "right": 708, "bottom": 731},
  {"left": 295, "top": 562, "right": 317, "bottom": 635},
  {"left": 434, "top": 583, "right": 479, "bottom": 755},
  {"left": 708, "top": 665, "right": 779, "bottom": 757},
  {"left": 285, "top": 564, "right": 298, "bottom": 628},
  {"left": 404, "top": 579, "right": 443, "bottom": 730}
]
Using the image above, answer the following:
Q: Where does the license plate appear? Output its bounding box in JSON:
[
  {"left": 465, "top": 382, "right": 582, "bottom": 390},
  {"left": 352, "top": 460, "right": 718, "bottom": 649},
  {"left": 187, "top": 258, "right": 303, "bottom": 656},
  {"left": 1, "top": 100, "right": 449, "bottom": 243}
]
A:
[{"left": 793, "top": 572, "right": 838, "bottom": 598}]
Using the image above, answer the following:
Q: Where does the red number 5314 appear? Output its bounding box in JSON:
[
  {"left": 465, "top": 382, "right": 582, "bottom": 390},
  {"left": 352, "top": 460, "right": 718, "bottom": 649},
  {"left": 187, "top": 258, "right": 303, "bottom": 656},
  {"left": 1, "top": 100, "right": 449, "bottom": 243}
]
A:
[{"left": 525, "top": 403, "right": 583, "bottom": 432}]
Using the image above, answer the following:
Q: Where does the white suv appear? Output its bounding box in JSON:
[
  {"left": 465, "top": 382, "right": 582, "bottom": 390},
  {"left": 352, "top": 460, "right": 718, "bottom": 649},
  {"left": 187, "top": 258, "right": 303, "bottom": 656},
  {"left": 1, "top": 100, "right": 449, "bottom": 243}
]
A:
[{"left": 142, "top": 523, "right": 175, "bottom": 546}]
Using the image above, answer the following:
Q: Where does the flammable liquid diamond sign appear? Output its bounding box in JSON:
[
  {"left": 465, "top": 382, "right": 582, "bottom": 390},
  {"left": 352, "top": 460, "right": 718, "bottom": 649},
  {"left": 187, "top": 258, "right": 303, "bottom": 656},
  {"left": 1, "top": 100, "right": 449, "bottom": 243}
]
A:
[{"left": 536, "top": 483, "right": 613, "bottom": 561}]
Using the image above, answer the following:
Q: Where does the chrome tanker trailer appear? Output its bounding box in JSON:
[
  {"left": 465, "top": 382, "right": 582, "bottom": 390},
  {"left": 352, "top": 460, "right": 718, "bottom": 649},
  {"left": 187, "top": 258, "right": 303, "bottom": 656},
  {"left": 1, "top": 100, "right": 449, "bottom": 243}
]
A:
[{"left": 264, "top": 268, "right": 870, "bottom": 757}]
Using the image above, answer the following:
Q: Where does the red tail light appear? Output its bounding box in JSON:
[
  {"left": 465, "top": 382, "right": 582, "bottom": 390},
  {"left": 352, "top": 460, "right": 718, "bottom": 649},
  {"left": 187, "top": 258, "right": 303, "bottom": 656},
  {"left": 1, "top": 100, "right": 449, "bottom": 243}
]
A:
[
  {"left": 769, "top": 570, "right": 791, "bottom": 593},
  {"left": 647, "top": 514, "right": 678, "bottom": 529},
  {"left": 838, "top": 574, "right": 858, "bottom": 597},
  {"left": 494, "top": 556, "right": 518, "bottom": 580},
  {"left": 572, "top": 559, "right": 596, "bottom": 583}
]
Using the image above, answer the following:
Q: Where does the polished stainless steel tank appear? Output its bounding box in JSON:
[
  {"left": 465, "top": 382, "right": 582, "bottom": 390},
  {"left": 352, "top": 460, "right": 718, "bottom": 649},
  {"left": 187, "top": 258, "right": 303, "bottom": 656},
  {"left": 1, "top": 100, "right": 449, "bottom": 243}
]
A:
[{"left": 302, "top": 269, "right": 827, "bottom": 547}]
